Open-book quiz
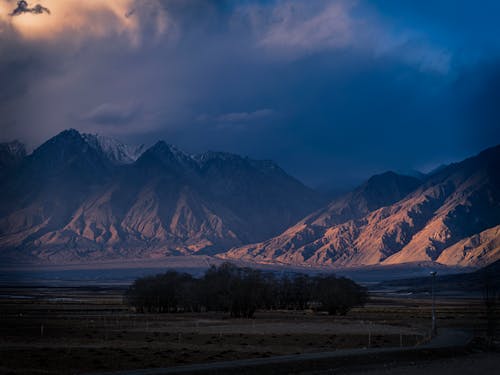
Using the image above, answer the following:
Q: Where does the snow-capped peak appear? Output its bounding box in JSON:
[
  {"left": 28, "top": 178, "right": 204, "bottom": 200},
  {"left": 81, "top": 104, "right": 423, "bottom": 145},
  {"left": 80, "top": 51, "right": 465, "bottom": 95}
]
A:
[{"left": 82, "top": 133, "right": 145, "bottom": 165}]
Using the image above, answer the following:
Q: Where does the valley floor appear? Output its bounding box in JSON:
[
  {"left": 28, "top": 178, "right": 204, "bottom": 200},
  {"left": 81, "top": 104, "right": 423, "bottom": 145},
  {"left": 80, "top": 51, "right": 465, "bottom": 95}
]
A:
[{"left": 0, "top": 286, "right": 497, "bottom": 374}]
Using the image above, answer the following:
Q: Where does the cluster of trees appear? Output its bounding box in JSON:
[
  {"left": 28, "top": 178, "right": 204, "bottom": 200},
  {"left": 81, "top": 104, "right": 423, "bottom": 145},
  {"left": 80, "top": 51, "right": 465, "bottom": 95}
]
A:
[{"left": 125, "top": 263, "right": 368, "bottom": 318}]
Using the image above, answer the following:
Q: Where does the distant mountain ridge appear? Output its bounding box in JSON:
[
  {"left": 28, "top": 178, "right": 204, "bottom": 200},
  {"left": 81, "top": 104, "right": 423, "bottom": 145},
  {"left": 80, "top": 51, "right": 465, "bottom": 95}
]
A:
[
  {"left": 0, "top": 129, "right": 323, "bottom": 263},
  {"left": 1, "top": 130, "right": 498, "bottom": 269},
  {"left": 221, "top": 145, "right": 500, "bottom": 268}
]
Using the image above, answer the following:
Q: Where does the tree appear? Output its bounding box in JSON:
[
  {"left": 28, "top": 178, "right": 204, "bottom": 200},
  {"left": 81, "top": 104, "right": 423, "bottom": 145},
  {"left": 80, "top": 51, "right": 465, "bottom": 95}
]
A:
[{"left": 125, "top": 263, "right": 368, "bottom": 318}]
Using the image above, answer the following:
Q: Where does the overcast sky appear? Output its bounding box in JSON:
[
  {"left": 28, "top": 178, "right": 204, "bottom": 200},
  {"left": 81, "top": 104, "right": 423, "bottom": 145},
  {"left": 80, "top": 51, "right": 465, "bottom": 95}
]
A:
[{"left": 1, "top": 0, "right": 499, "bottom": 188}]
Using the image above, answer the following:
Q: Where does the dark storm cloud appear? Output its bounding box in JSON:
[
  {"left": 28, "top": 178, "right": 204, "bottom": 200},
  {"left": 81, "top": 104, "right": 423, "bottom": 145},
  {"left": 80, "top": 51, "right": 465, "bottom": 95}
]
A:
[
  {"left": 10, "top": 1, "right": 50, "bottom": 16},
  {"left": 1, "top": 0, "right": 499, "bottom": 188},
  {"left": 452, "top": 61, "right": 500, "bottom": 150},
  {"left": 0, "top": 59, "right": 37, "bottom": 101}
]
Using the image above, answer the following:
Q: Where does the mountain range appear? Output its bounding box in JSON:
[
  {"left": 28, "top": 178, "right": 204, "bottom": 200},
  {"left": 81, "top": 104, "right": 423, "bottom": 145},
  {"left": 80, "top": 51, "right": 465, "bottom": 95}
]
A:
[
  {"left": 0, "top": 129, "right": 322, "bottom": 263},
  {"left": 0, "top": 129, "right": 499, "bottom": 269},
  {"left": 222, "top": 145, "right": 500, "bottom": 268}
]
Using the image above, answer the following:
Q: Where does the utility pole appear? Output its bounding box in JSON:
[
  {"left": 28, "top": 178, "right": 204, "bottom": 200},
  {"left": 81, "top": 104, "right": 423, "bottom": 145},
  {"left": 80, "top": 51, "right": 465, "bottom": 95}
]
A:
[{"left": 430, "top": 271, "right": 437, "bottom": 337}]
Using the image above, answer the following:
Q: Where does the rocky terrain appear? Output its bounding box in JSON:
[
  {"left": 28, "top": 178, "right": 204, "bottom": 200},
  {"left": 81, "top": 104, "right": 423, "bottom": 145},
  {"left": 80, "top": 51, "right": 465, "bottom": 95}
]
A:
[
  {"left": 1, "top": 129, "right": 498, "bottom": 269},
  {"left": 222, "top": 145, "right": 500, "bottom": 268},
  {"left": 0, "top": 129, "right": 322, "bottom": 263}
]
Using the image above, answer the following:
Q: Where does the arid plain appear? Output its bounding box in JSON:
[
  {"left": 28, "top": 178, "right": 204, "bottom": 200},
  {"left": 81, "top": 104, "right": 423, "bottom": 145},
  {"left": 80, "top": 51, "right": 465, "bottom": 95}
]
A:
[{"left": 0, "top": 284, "right": 497, "bottom": 374}]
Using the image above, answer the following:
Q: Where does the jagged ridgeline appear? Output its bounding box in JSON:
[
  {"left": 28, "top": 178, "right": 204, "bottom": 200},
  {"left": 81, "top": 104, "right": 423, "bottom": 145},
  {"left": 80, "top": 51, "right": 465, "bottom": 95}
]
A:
[
  {"left": 1, "top": 129, "right": 499, "bottom": 269},
  {"left": 224, "top": 145, "right": 500, "bottom": 268},
  {"left": 0, "top": 129, "right": 323, "bottom": 262}
]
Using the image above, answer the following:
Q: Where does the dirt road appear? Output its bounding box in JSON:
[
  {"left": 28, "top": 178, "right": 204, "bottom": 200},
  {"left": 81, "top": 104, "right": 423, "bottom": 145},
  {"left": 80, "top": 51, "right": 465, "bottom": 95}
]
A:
[{"left": 85, "top": 329, "right": 473, "bottom": 375}]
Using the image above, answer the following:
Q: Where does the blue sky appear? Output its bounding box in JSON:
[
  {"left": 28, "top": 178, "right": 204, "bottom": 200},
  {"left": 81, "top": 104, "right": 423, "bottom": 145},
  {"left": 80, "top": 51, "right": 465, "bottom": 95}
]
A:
[{"left": 1, "top": 0, "right": 499, "bottom": 188}]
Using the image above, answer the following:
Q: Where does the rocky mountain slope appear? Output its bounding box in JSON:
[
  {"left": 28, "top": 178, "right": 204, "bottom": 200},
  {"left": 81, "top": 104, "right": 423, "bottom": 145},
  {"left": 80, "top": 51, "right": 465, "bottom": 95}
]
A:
[
  {"left": 222, "top": 145, "right": 500, "bottom": 268},
  {"left": 0, "top": 129, "right": 323, "bottom": 263},
  {"left": 2, "top": 129, "right": 498, "bottom": 268}
]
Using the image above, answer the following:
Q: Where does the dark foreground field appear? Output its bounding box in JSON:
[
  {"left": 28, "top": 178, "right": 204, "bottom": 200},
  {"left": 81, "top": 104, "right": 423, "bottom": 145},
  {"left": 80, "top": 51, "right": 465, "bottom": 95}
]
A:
[{"left": 0, "top": 286, "right": 498, "bottom": 374}]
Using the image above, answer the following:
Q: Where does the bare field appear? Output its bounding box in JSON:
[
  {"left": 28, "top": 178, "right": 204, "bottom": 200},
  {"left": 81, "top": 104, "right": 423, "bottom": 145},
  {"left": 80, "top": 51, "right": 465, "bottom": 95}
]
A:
[{"left": 0, "top": 287, "right": 493, "bottom": 374}]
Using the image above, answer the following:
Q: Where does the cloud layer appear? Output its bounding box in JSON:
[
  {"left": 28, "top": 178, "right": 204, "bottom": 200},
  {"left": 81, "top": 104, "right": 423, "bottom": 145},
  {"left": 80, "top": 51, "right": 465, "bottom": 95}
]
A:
[{"left": 1, "top": 0, "right": 499, "bottom": 187}]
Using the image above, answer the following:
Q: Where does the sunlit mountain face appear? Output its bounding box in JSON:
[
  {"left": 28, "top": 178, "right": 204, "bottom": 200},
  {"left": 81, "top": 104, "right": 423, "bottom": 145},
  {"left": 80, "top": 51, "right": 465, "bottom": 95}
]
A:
[
  {"left": 0, "top": 128, "right": 498, "bottom": 269},
  {"left": 223, "top": 145, "right": 500, "bottom": 268},
  {"left": 0, "top": 129, "right": 324, "bottom": 263},
  {"left": 1, "top": 1, "right": 499, "bottom": 269}
]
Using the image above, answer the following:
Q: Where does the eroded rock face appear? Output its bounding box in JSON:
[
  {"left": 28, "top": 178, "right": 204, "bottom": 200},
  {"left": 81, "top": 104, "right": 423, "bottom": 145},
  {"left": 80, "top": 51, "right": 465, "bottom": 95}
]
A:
[
  {"left": 223, "top": 145, "right": 500, "bottom": 268},
  {"left": 2, "top": 129, "right": 498, "bottom": 268},
  {"left": 0, "top": 130, "right": 323, "bottom": 263}
]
